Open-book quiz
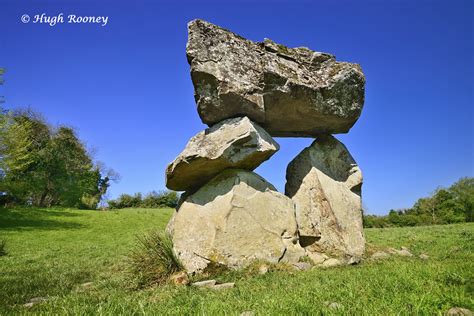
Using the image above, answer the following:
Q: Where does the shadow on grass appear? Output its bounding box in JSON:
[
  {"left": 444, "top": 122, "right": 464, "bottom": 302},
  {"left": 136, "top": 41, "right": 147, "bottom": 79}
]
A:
[{"left": 0, "top": 208, "right": 85, "bottom": 231}]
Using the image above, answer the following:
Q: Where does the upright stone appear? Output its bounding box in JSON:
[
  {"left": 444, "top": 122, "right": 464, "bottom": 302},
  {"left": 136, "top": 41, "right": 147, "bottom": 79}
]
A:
[
  {"left": 285, "top": 135, "right": 365, "bottom": 261},
  {"left": 166, "top": 116, "right": 279, "bottom": 192},
  {"left": 168, "top": 169, "right": 304, "bottom": 273},
  {"left": 187, "top": 19, "right": 365, "bottom": 137}
]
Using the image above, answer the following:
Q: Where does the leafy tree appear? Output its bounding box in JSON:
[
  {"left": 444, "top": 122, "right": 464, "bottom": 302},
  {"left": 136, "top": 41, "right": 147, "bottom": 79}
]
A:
[
  {"left": 0, "top": 110, "right": 50, "bottom": 205},
  {"left": 450, "top": 177, "right": 474, "bottom": 222},
  {"left": 0, "top": 108, "right": 116, "bottom": 208}
]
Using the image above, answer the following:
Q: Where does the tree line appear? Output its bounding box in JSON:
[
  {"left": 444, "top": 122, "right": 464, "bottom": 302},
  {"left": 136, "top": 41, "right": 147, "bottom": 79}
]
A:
[
  {"left": 364, "top": 177, "right": 473, "bottom": 228},
  {"left": 107, "top": 191, "right": 179, "bottom": 209}
]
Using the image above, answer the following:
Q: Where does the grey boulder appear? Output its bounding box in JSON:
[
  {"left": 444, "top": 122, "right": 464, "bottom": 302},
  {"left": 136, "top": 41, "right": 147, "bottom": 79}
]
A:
[
  {"left": 168, "top": 169, "right": 304, "bottom": 273},
  {"left": 165, "top": 116, "right": 279, "bottom": 191},
  {"left": 187, "top": 19, "right": 365, "bottom": 137},
  {"left": 285, "top": 135, "right": 365, "bottom": 260}
]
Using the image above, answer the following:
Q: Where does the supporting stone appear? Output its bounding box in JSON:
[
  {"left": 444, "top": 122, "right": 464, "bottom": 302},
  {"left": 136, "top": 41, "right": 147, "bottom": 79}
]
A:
[
  {"left": 166, "top": 116, "right": 279, "bottom": 192},
  {"left": 285, "top": 135, "right": 365, "bottom": 261},
  {"left": 168, "top": 169, "right": 304, "bottom": 273}
]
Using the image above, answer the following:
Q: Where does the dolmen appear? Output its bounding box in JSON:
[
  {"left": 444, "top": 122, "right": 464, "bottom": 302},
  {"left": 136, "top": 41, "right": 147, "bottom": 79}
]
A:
[{"left": 166, "top": 19, "right": 366, "bottom": 273}]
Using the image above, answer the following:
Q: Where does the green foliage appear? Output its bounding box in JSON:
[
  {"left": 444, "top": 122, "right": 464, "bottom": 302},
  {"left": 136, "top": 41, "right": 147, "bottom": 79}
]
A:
[
  {"left": 108, "top": 190, "right": 178, "bottom": 209},
  {"left": 364, "top": 177, "right": 474, "bottom": 228},
  {"left": 0, "top": 109, "right": 116, "bottom": 208},
  {"left": 128, "top": 229, "right": 183, "bottom": 288}
]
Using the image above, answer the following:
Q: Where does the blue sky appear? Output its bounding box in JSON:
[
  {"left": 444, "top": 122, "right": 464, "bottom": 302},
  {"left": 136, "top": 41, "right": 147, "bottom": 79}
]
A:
[{"left": 1, "top": 0, "right": 472, "bottom": 214}]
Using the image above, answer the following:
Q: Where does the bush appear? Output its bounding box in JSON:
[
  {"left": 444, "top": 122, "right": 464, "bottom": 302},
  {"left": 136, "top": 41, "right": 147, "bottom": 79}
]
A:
[
  {"left": 0, "top": 193, "right": 19, "bottom": 208},
  {"left": 128, "top": 230, "right": 183, "bottom": 288},
  {"left": 0, "top": 240, "right": 6, "bottom": 256}
]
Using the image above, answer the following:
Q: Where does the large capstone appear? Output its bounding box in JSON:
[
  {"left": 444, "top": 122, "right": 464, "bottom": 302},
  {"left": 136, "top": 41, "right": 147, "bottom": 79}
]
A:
[
  {"left": 165, "top": 116, "right": 279, "bottom": 191},
  {"left": 168, "top": 169, "right": 305, "bottom": 273},
  {"left": 187, "top": 19, "right": 365, "bottom": 137},
  {"left": 285, "top": 135, "right": 365, "bottom": 260}
]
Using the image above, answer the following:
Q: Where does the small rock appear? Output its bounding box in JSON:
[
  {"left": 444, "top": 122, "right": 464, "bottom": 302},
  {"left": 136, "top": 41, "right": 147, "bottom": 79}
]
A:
[
  {"left": 191, "top": 280, "right": 217, "bottom": 288},
  {"left": 240, "top": 312, "right": 255, "bottom": 316},
  {"left": 397, "top": 249, "right": 414, "bottom": 257},
  {"left": 446, "top": 307, "right": 473, "bottom": 315},
  {"left": 169, "top": 271, "right": 189, "bottom": 286},
  {"left": 23, "top": 297, "right": 48, "bottom": 308},
  {"left": 258, "top": 264, "right": 269, "bottom": 275},
  {"left": 29, "top": 297, "right": 48, "bottom": 303},
  {"left": 324, "top": 301, "right": 343, "bottom": 310},
  {"left": 387, "top": 248, "right": 399, "bottom": 255},
  {"left": 293, "top": 262, "right": 311, "bottom": 271},
  {"left": 387, "top": 247, "right": 413, "bottom": 257},
  {"left": 81, "top": 282, "right": 94, "bottom": 288},
  {"left": 348, "top": 256, "right": 362, "bottom": 265},
  {"left": 371, "top": 251, "right": 391, "bottom": 260},
  {"left": 308, "top": 252, "right": 328, "bottom": 265},
  {"left": 322, "top": 258, "right": 343, "bottom": 268},
  {"left": 211, "top": 282, "right": 235, "bottom": 290},
  {"left": 419, "top": 254, "right": 429, "bottom": 260}
]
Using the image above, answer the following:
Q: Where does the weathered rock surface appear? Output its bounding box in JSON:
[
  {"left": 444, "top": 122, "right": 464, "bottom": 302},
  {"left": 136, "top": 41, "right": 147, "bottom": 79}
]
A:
[
  {"left": 211, "top": 282, "right": 235, "bottom": 290},
  {"left": 165, "top": 117, "right": 279, "bottom": 191},
  {"left": 191, "top": 280, "right": 217, "bottom": 288},
  {"left": 168, "top": 169, "right": 304, "bottom": 272},
  {"left": 285, "top": 135, "right": 365, "bottom": 260},
  {"left": 187, "top": 19, "right": 365, "bottom": 137},
  {"left": 307, "top": 252, "right": 328, "bottom": 265},
  {"left": 292, "top": 262, "right": 311, "bottom": 271}
]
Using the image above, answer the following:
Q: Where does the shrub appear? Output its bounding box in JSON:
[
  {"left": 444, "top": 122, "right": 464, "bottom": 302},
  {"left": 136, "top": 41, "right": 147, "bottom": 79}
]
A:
[
  {"left": 128, "top": 229, "right": 183, "bottom": 288},
  {"left": 0, "top": 240, "right": 6, "bottom": 256}
]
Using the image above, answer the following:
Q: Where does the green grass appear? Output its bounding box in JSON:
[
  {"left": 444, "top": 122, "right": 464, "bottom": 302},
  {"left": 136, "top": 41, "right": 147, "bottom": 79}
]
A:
[{"left": 0, "top": 207, "right": 473, "bottom": 315}]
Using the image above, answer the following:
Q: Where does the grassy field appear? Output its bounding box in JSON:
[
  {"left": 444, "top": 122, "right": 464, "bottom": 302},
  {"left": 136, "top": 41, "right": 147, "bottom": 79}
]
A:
[{"left": 0, "top": 207, "right": 472, "bottom": 315}]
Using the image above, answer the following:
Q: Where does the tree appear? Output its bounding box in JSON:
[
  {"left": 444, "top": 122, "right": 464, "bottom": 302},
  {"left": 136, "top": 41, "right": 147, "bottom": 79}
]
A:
[
  {"left": 0, "top": 109, "right": 116, "bottom": 208},
  {"left": 0, "top": 110, "right": 51, "bottom": 205},
  {"left": 449, "top": 177, "right": 474, "bottom": 222}
]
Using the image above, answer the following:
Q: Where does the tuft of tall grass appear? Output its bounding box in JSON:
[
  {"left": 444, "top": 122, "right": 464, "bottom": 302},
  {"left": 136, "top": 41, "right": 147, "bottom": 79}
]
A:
[
  {"left": 128, "top": 230, "right": 183, "bottom": 288},
  {"left": 0, "top": 240, "right": 6, "bottom": 256}
]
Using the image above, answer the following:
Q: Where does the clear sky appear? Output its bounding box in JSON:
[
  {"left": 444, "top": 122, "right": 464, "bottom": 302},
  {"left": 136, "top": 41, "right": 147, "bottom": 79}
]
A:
[{"left": 1, "top": 0, "right": 473, "bottom": 214}]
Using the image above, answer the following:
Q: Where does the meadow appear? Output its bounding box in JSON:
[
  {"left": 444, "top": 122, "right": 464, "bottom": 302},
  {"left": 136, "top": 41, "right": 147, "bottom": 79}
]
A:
[{"left": 0, "top": 207, "right": 472, "bottom": 315}]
